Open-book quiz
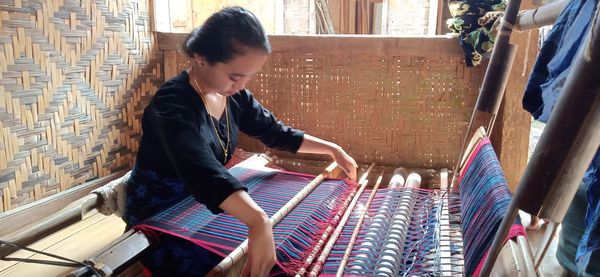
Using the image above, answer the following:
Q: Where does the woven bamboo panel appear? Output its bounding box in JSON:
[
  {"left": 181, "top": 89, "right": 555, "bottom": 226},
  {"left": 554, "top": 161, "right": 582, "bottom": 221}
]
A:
[
  {"left": 161, "top": 34, "right": 485, "bottom": 170},
  {"left": 0, "top": 0, "right": 161, "bottom": 212}
]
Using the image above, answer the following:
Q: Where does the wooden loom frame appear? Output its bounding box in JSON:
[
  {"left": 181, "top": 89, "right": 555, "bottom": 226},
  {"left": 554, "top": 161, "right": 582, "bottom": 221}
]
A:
[
  {"left": 481, "top": 0, "right": 600, "bottom": 275},
  {"left": 448, "top": 0, "right": 600, "bottom": 275},
  {"left": 2, "top": 0, "right": 595, "bottom": 275}
]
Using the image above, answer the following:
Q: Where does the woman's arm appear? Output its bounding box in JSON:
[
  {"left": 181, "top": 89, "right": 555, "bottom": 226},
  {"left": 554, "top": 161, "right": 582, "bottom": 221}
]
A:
[
  {"left": 297, "top": 134, "right": 358, "bottom": 181},
  {"left": 219, "top": 190, "right": 276, "bottom": 277},
  {"left": 237, "top": 90, "right": 358, "bottom": 181}
]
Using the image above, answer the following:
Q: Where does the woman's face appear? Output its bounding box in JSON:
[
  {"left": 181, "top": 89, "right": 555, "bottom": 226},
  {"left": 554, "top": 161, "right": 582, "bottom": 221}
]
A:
[{"left": 196, "top": 51, "right": 268, "bottom": 96}]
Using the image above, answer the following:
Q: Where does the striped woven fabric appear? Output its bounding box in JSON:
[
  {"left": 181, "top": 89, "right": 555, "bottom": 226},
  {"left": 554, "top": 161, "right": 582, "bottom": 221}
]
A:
[
  {"left": 134, "top": 165, "right": 355, "bottom": 274},
  {"left": 459, "top": 138, "right": 526, "bottom": 276}
]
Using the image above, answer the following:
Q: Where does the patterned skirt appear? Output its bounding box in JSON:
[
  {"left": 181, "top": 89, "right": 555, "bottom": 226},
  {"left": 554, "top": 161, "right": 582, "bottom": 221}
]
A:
[{"left": 123, "top": 163, "right": 221, "bottom": 276}]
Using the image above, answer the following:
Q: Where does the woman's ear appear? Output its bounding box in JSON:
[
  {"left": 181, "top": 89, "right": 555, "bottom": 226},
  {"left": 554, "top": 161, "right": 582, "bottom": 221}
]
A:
[{"left": 192, "top": 54, "right": 208, "bottom": 66}]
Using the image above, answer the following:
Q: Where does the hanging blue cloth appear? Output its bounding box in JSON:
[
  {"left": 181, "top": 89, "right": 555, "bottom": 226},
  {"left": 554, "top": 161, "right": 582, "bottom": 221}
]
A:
[
  {"left": 522, "top": 0, "right": 600, "bottom": 274},
  {"left": 578, "top": 152, "right": 600, "bottom": 272},
  {"left": 522, "top": 0, "right": 597, "bottom": 121}
]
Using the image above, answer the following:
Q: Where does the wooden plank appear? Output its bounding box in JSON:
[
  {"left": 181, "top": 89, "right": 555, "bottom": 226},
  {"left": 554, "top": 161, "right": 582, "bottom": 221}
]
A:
[
  {"left": 381, "top": 0, "right": 388, "bottom": 35},
  {"left": 153, "top": 0, "right": 171, "bottom": 32},
  {"left": 327, "top": 0, "right": 341, "bottom": 33},
  {"left": 163, "top": 50, "right": 179, "bottom": 80},
  {"left": 436, "top": 0, "right": 445, "bottom": 35},
  {"left": 0, "top": 214, "right": 125, "bottom": 277},
  {"left": 348, "top": 0, "right": 356, "bottom": 33},
  {"left": 0, "top": 211, "right": 108, "bottom": 271},
  {"left": 169, "top": 0, "right": 193, "bottom": 33},
  {"left": 0, "top": 171, "right": 124, "bottom": 237},
  {"left": 309, "top": 0, "right": 316, "bottom": 34},
  {"left": 269, "top": 35, "right": 464, "bottom": 57},
  {"left": 118, "top": 261, "right": 144, "bottom": 277},
  {"left": 66, "top": 230, "right": 150, "bottom": 276},
  {"left": 2, "top": 187, "right": 10, "bottom": 212},
  {"left": 157, "top": 33, "right": 465, "bottom": 57},
  {"left": 428, "top": 0, "right": 439, "bottom": 35}
]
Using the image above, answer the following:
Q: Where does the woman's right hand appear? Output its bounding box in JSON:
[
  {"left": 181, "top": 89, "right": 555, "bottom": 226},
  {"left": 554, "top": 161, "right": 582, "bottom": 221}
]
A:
[
  {"left": 219, "top": 190, "right": 276, "bottom": 276},
  {"left": 243, "top": 218, "right": 277, "bottom": 277}
]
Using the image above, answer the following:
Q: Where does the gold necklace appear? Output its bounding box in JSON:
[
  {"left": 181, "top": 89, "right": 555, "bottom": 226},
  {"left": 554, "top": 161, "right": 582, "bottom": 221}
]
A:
[{"left": 192, "top": 77, "right": 230, "bottom": 163}]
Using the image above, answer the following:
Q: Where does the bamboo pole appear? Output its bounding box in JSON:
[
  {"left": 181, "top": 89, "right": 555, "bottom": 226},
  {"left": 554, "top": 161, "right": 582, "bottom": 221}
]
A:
[
  {"left": 304, "top": 164, "right": 376, "bottom": 276},
  {"left": 515, "top": 0, "right": 568, "bottom": 31},
  {"left": 293, "top": 163, "right": 375, "bottom": 276},
  {"left": 335, "top": 172, "right": 383, "bottom": 276}
]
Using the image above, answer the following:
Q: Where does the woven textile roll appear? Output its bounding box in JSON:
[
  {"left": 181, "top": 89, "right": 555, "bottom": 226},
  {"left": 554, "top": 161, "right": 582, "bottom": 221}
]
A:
[{"left": 458, "top": 138, "right": 526, "bottom": 276}]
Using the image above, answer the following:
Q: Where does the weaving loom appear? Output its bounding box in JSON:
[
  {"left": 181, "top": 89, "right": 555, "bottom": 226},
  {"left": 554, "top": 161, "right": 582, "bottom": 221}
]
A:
[
  {"left": 79, "top": 126, "right": 525, "bottom": 277},
  {"left": 3, "top": 0, "right": 600, "bottom": 275}
]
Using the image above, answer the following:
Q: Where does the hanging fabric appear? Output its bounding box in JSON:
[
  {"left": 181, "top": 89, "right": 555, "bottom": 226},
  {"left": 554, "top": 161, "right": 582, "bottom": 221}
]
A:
[{"left": 447, "top": 0, "right": 507, "bottom": 66}]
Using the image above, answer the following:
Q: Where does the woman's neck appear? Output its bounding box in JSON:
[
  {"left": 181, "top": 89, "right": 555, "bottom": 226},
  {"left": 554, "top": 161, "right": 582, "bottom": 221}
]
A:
[
  {"left": 188, "top": 67, "right": 212, "bottom": 96},
  {"left": 188, "top": 67, "right": 227, "bottom": 119}
]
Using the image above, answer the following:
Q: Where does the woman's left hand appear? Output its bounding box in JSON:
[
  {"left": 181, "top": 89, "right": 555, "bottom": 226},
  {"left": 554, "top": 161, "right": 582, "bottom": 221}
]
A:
[
  {"left": 296, "top": 134, "right": 358, "bottom": 181},
  {"left": 331, "top": 146, "right": 358, "bottom": 182}
]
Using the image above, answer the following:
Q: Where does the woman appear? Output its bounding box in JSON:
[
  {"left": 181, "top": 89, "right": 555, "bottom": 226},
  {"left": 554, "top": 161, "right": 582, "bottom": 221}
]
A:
[{"left": 123, "top": 6, "right": 358, "bottom": 276}]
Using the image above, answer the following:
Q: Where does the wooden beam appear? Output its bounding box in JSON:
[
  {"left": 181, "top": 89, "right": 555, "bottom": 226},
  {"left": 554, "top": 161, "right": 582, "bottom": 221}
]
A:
[
  {"left": 0, "top": 171, "right": 126, "bottom": 258},
  {"left": 0, "top": 171, "right": 125, "bottom": 238},
  {"left": 157, "top": 33, "right": 465, "bottom": 57},
  {"left": 156, "top": 32, "right": 187, "bottom": 51},
  {"left": 491, "top": 0, "right": 538, "bottom": 192}
]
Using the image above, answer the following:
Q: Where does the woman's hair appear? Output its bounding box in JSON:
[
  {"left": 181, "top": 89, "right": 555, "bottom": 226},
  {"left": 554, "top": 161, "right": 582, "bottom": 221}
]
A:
[{"left": 182, "top": 6, "right": 271, "bottom": 64}]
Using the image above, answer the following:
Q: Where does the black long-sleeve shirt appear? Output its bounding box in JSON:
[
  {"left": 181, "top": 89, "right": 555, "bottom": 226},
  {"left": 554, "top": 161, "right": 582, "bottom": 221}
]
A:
[{"left": 136, "top": 71, "right": 304, "bottom": 213}]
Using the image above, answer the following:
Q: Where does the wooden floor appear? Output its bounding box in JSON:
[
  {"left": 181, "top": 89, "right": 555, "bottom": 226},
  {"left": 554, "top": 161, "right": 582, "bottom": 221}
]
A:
[
  {"left": 0, "top": 211, "right": 143, "bottom": 277},
  {"left": 520, "top": 211, "right": 572, "bottom": 277}
]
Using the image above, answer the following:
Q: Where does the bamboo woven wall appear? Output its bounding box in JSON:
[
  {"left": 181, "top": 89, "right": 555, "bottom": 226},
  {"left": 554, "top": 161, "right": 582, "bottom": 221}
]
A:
[
  {"left": 0, "top": 0, "right": 161, "bottom": 212},
  {"left": 160, "top": 34, "right": 485, "bottom": 170}
]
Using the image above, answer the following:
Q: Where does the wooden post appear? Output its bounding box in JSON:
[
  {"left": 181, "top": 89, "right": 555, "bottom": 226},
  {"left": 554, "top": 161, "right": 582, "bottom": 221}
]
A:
[
  {"left": 309, "top": 0, "right": 317, "bottom": 34},
  {"left": 491, "top": 0, "right": 539, "bottom": 192}
]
